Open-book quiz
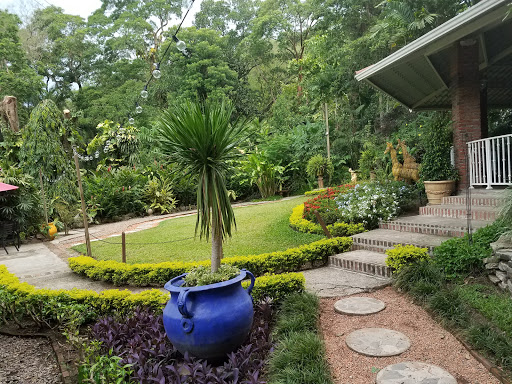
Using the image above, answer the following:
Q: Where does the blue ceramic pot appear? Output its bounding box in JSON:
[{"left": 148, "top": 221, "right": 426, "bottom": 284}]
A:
[{"left": 163, "top": 269, "right": 255, "bottom": 359}]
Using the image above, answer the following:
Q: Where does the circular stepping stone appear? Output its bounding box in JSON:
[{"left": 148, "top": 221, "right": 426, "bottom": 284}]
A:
[
  {"left": 376, "top": 361, "right": 456, "bottom": 383},
  {"left": 345, "top": 328, "right": 410, "bottom": 357},
  {"left": 334, "top": 297, "right": 386, "bottom": 316}
]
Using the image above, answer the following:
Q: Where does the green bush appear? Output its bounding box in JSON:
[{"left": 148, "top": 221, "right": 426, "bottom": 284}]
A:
[
  {"left": 0, "top": 265, "right": 305, "bottom": 327},
  {"left": 289, "top": 204, "right": 365, "bottom": 237},
  {"left": 268, "top": 292, "right": 333, "bottom": 384},
  {"left": 393, "top": 259, "right": 445, "bottom": 302},
  {"left": 385, "top": 244, "right": 430, "bottom": 272},
  {"left": 433, "top": 221, "right": 506, "bottom": 279},
  {"left": 69, "top": 237, "right": 353, "bottom": 286},
  {"left": 184, "top": 265, "right": 240, "bottom": 287},
  {"left": 83, "top": 167, "right": 147, "bottom": 220}
]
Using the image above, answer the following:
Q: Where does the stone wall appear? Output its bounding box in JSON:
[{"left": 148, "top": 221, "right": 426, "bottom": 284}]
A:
[{"left": 484, "top": 248, "right": 512, "bottom": 295}]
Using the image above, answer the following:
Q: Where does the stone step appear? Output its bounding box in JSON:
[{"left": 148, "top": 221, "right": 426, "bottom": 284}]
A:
[
  {"left": 351, "top": 229, "right": 445, "bottom": 254},
  {"left": 419, "top": 204, "right": 498, "bottom": 221},
  {"left": 328, "top": 250, "right": 392, "bottom": 278},
  {"left": 443, "top": 194, "right": 505, "bottom": 207},
  {"left": 380, "top": 215, "right": 489, "bottom": 238}
]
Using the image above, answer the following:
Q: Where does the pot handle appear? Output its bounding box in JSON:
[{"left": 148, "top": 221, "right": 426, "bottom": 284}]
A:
[
  {"left": 177, "top": 288, "right": 192, "bottom": 318},
  {"left": 243, "top": 269, "right": 255, "bottom": 296}
]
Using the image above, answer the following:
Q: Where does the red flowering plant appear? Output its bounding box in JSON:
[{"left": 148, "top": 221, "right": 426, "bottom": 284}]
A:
[{"left": 303, "top": 184, "right": 354, "bottom": 225}]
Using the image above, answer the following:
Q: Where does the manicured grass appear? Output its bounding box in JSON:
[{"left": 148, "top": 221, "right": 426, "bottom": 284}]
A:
[{"left": 73, "top": 196, "right": 323, "bottom": 264}]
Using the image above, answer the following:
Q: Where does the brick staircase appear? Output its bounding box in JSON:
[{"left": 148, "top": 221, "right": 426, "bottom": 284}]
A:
[{"left": 328, "top": 190, "right": 505, "bottom": 278}]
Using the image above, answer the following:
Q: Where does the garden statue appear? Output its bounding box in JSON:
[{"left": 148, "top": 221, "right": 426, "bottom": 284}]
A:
[
  {"left": 348, "top": 168, "right": 358, "bottom": 183},
  {"left": 397, "top": 139, "right": 419, "bottom": 170},
  {"left": 384, "top": 142, "right": 419, "bottom": 182}
]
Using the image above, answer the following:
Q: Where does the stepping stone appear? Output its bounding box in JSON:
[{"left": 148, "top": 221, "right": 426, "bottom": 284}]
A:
[
  {"left": 345, "top": 328, "right": 410, "bottom": 357},
  {"left": 376, "top": 361, "right": 456, "bottom": 383},
  {"left": 334, "top": 297, "right": 386, "bottom": 316}
]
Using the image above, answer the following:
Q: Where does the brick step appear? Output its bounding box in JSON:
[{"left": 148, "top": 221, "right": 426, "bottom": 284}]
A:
[
  {"left": 419, "top": 205, "right": 498, "bottom": 221},
  {"left": 328, "top": 250, "right": 392, "bottom": 278},
  {"left": 351, "top": 229, "right": 445, "bottom": 254},
  {"left": 380, "top": 215, "right": 488, "bottom": 238},
  {"left": 443, "top": 195, "right": 505, "bottom": 207}
]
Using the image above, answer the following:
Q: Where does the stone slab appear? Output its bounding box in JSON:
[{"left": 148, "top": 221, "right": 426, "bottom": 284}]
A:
[
  {"left": 345, "top": 328, "right": 410, "bottom": 357},
  {"left": 334, "top": 297, "right": 386, "bottom": 316},
  {"left": 376, "top": 361, "right": 456, "bottom": 384},
  {"left": 352, "top": 229, "right": 445, "bottom": 247},
  {"left": 302, "top": 267, "right": 391, "bottom": 298},
  {"left": 332, "top": 250, "right": 387, "bottom": 265}
]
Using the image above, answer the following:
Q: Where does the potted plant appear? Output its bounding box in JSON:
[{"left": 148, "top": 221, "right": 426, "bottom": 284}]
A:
[
  {"left": 157, "top": 101, "right": 254, "bottom": 360},
  {"left": 307, "top": 154, "right": 333, "bottom": 189},
  {"left": 420, "top": 116, "right": 458, "bottom": 205}
]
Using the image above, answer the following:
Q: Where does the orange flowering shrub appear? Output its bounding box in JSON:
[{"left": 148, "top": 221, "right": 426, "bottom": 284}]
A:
[{"left": 303, "top": 184, "right": 354, "bottom": 224}]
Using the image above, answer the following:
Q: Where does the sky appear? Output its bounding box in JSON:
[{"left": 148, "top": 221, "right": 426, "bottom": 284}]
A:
[{"left": 0, "top": 0, "right": 200, "bottom": 26}]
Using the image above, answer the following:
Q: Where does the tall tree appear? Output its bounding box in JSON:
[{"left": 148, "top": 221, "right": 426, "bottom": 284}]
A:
[{"left": 0, "top": 10, "right": 43, "bottom": 125}]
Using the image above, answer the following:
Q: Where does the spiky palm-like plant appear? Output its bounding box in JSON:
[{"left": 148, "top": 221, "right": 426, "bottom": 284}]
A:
[{"left": 157, "top": 101, "right": 247, "bottom": 272}]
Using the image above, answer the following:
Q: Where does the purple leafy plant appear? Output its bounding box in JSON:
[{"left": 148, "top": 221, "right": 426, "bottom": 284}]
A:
[{"left": 90, "top": 299, "right": 274, "bottom": 384}]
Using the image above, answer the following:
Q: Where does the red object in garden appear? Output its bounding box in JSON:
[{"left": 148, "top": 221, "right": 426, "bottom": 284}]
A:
[{"left": 0, "top": 183, "right": 18, "bottom": 192}]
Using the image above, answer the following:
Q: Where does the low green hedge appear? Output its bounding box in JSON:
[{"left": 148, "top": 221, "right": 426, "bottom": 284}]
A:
[
  {"left": 69, "top": 237, "right": 352, "bottom": 286},
  {"left": 289, "top": 204, "right": 365, "bottom": 237},
  {"left": 0, "top": 265, "right": 305, "bottom": 327}
]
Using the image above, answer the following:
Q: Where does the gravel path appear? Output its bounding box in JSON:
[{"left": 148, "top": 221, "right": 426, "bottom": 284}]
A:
[
  {"left": 319, "top": 287, "right": 500, "bottom": 384},
  {"left": 0, "top": 335, "right": 61, "bottom": 384}
]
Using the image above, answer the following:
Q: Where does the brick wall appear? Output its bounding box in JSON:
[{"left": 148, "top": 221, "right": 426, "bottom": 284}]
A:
[{"left": 451, "top": 40, "right": 483, "bottom": 189}]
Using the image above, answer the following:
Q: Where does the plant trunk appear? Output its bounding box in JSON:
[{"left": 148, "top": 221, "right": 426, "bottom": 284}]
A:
[
  {"left": 318, "top": 176, "right": 324, "bottom": 189},
  {"left": 211, "top": 222, "right": 222, "bottom": 273}
]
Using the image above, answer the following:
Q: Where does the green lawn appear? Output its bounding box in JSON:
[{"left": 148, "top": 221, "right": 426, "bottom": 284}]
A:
[{"left": 73, "top": 196, "right": 323, "bottom": 264}]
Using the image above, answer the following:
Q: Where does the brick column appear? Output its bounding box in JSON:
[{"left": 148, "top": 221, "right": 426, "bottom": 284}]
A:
[{"left": 451, "top": 39, "right": 484, "bottom": 189}]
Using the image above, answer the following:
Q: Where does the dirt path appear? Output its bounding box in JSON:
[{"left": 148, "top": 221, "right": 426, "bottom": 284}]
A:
[{"left": 319, "top": 286, "right": 500, "bottom": 384}]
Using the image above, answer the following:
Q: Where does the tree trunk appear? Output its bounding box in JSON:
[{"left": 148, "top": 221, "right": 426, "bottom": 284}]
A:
[
  {"left": 1, "top": 96, "right": 19, "bottom": 132},
  {"left": 318, "top": 176, "right": 324, "bottom": 189},
  {"left": 211, "top": 222, "right": 222, "bottom": 273}
]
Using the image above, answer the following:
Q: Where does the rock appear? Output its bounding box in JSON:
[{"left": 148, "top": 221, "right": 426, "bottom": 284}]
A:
[
  {"left": 496, "top": 271, "right": 508, "bottom": 282},
  {"left": 508, "top": 280, "right": 512, "bottom": 294},
  {"left": 497, "top": 250, "right": 512, "bottom": 261},
  {"left": 485, "top": 263, "right": 499, "bottom": 270},
  {"left": 499, "top": 262, "right": 512, "bottom": 274},
  {"left": 483, "top": 255, "right": 500, "bottom": 264},
  {"left": 488, "top": 275, "right": 501, "bottom": 284},
  {"left": 499, "top": 282, "right": 507, "bottom": 290}
]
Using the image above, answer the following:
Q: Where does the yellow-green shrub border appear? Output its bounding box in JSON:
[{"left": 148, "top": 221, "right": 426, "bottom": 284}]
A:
[
  {"left": 69, "top": 236, "right": 352, "bottom": 286},
  {"left": 289, "top": 204, "right": 365, "bottom": 237},
  {"left": 0, "top": 265, "right": 305, "bottom": 324}
]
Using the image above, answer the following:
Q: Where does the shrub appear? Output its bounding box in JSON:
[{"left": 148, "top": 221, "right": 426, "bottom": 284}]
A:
[
  {"left": 184, "top": 265, "right": 240, "bottom": 287},
  {"left": 303, "top": 184, "right": 354, "bottom": 224},
  {"left": 335, "top": 182, "right": 416, "bottom": 229},
  {"left": 86, "top": 303, "right": 273, "bottom": 383},
  {"left": 290, "top": 204, "right": 365, "bottom": 237},
  {"left": 144, "top": 176, "right": 177, "bottom": 214},
  {"left": 0, "top": 265, "right": 166, "bottom": 327},
  {"left": 393, "top": 260, "right": 444, "bottom": 302},
  {"left": 306, "top": 155, "right": 333, "bottom": 180},
  {"left": 385, "top": 244, "right": 430, "bottom": 272},
  {"left": 433, "top": 221, "right": 506, "bottom": 279},
  {"left": 83, "top": 167, "right": 147, "bottom": 220},
  {"left": 69, "top": 237, "right": 352, "bottom": 286}
]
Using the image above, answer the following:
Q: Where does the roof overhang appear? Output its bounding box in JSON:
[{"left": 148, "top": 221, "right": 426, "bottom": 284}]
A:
[{"left": 355, "top": 0, "right": 512, "bottom": 110}]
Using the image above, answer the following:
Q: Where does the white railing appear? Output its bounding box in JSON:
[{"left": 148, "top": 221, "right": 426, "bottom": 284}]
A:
[{"left": 467, "top": 134, "right": 512, "bottom": 189}]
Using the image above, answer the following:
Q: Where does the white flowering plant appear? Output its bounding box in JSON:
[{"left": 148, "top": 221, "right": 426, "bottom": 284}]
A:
[{"left": 335, "top": 182, "right": 416, "bottom": 229}]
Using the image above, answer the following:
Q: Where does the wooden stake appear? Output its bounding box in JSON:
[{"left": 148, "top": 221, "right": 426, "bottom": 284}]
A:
[
  {"left": 122, "top": 232, "right": 126, "bottom": 263},
  {"left": 74, "top": 153, "right": 92, "bottom": 257},
  {"left": 314, "top": 210, "right": 332, "bottom": 239},
  {"left": 39, "top": 168, "right": 48, "bottom": 225}
]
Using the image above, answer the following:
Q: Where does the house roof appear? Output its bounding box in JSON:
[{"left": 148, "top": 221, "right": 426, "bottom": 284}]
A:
[{"left": 355, "top": 0, "right": 512, "bottom": 110}]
